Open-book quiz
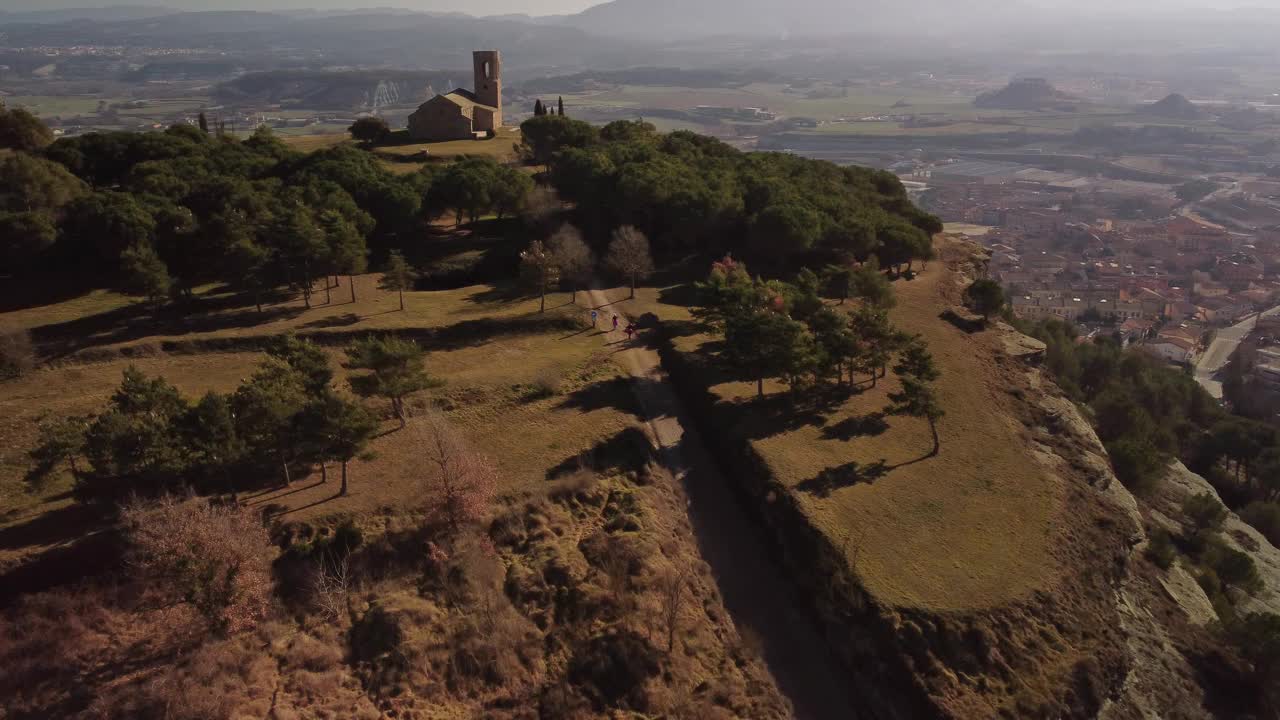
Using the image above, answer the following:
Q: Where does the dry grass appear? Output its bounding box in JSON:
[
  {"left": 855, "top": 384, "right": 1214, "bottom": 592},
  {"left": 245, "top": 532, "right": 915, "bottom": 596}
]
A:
[
  {"left": 0, "top": 278, "right": 603, "bottom": 560},
  {"left": 613, "top": 262, "right": 1062, "bottom": 612},
  {"left": 20, "top": 275, "right": 587, "bottom": 359},
  {"left": 242, "top": 339, "right": 635, "bottom": 523},
  {"left": 280, "top": 133, "right": 353, "bottom": 153},
  {"left": 372, "top": 127, "right": 521, "bottom": 163},
  {"left": 0, "top": 289, "right": 141, "bottom": 333},
  {"left": 0, "top": 353, "right": 265, "bottom": 570}
]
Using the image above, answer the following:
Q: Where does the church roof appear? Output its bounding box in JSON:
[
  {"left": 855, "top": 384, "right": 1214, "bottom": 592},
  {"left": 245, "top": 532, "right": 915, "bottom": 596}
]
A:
[{"left": 436, "top": 88, "right": 497, "bottom": 112}]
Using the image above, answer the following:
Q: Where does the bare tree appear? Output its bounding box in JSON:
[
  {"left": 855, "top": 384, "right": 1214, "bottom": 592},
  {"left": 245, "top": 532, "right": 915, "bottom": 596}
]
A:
[
  {"left": 522, "top": 186, "right": 561, "bottom": 232},
  {"left": 520, "top": 239, "right": 558, "bottom": 314},
  {"left": 414, "top": 411, "right": 499, "bottom": 535},
  {"left": 606, "top": 226, "right": 655, "bottom": 300},
  {"left": 312, "top": 555, "right": 353, "bottom": 623},
  {"left": 548, "top": 224, "right": 595, "bottom": 304},
  {"left": 658, "top": 567, "right": 688, "bottom": 654},
  {"left": 121, "top": 495, "right": 275, "bottom": 635}
]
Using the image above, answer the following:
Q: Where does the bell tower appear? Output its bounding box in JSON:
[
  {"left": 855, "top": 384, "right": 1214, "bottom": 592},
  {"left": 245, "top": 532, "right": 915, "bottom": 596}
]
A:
[{"left": 472, "top": 50, "right": 502, "bottom": 128}]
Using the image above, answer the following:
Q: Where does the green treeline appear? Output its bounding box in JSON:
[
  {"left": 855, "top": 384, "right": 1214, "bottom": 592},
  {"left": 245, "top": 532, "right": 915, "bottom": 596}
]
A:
[
  {"left": 1023, "top": 318, "right": 1280, "bottom": 532},
  {"left": 27, "top": 335, "right": 432, "bottom": 504},
  {"left": 523, "top": 116, "right": 940, "bottom": 272},
  {"left": 1, "top": 116, "right": 530, "bottom": 305}
]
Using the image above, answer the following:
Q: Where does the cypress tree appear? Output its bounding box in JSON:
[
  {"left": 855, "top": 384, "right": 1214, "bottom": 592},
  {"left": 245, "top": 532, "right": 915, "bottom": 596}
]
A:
[{"left": 558, "top": 96, "right": 565, "bottom": 117}]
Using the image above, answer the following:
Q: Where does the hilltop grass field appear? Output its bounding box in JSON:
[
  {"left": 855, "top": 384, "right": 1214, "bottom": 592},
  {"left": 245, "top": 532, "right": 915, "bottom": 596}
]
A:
[
  {"left": 622, "top": 240, "right": 1064, "bottom": 612},
  {"left": 0, "top": 267, "right": 638, "bottom": 572},
  {"left": 281, "top": 127, "right": 521, "bottom": 173}
]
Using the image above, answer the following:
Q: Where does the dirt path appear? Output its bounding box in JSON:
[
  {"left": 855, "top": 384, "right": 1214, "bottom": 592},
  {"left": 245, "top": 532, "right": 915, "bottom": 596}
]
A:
[{"left": 586, "top": 289, "right": 858, "bottom": 720}]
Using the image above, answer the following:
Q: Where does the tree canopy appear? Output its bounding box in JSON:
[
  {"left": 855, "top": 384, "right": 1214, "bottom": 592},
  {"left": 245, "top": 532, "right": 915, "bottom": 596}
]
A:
[{"left": 529, "top": 119, "right": 940, "bottom": 275}]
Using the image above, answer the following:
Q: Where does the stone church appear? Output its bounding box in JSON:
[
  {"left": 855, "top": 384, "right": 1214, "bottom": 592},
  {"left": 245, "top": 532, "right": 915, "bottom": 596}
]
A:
[{"left": 407, "top": 50, "right": 503, "bottom": 142}]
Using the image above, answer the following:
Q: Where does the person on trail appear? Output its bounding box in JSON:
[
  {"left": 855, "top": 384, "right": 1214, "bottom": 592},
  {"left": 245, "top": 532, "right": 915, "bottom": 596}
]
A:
[
  {"left": 591, "top": 310, "right": 598, "bottom": 328},
  {"left": 612, "top": 315, "right": 619, "bottom": 331},
  {"left": 625, "top": 323, "right": 636, "bottom": 341}
]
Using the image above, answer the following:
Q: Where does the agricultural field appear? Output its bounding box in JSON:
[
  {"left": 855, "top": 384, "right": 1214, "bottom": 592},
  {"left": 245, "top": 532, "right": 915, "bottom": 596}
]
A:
[{"left": 1, "top": 95, "right": 109, "bottom": 116}]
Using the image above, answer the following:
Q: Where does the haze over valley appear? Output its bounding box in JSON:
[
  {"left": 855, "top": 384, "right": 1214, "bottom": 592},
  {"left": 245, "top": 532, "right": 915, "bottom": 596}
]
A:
[{"left": 2, "top": 1, "right": 1280, "bottom": 718}]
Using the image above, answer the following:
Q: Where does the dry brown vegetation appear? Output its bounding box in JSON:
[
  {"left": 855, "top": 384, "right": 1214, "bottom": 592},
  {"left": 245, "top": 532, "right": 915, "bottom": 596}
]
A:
[
  {"left": 621, "top": 238, "right": 1147, "bottom": 717},
  {"left": 628, "top": 245, "right": 1064, "bottom": 612},
  {"left": 0, "top": 268, "right": 789, "bottom": 718}
]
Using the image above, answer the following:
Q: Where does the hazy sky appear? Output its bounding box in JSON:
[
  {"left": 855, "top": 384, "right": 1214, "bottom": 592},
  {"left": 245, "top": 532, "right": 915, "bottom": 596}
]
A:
[{"left": 1, "top": 0, "right": 1275, "bottom": 16}]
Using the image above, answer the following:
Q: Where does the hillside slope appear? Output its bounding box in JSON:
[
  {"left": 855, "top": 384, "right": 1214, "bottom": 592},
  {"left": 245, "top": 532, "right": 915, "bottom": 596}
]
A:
[{"left": 631, "top": 236, "right": 1228, "bottom": 716}]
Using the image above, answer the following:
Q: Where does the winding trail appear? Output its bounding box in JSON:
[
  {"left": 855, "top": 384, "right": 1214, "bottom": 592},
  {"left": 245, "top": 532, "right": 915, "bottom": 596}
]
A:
[{"left": 586, "top": 289, "right": 858, "bottom": 720}]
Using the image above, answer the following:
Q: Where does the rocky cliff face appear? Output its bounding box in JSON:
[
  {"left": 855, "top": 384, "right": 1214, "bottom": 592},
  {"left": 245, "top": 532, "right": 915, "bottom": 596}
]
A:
[{"left": 655, "top": 238, "right": 1257, "bottom": 718}]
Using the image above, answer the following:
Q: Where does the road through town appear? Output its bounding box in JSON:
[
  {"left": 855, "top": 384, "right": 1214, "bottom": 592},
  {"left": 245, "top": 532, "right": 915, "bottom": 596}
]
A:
[{"left": 1194, "top": 304, "right": 1280, "bottom": 398}]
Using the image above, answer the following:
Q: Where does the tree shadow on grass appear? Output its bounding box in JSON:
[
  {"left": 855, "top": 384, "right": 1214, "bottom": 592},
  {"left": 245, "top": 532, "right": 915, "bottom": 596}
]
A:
[
  {"left": 301, "top": 312, "right": 364, "bottom": 329},
  {"left": 465, "top": 283, "right": 535, "bottom": 305},
  {"left": 270, "top": 490, "right": 346, "bottom": 519},
  {"left": 0, "top": 503, "right": 105, "bottom": 554},
  {"left": 820, "top": 412, "right": 889, "bottom": 441},
  {"left": 556, "top": 376, "right": 643, "bottom": 417},
  {"left": 796, "top": 460, "right": 890, "bottom": 498},
  {"left": 657, "top": 283, "right": 700, "bottom": 308},
  {"left": 29, "top": 301, "right": 305, "bottom": 361},
  {"left": 546, "top": 427, "right": 651, "bottom": 480},
  {"left": 733, "top": 385, "right": 862, "bottom": 441}
]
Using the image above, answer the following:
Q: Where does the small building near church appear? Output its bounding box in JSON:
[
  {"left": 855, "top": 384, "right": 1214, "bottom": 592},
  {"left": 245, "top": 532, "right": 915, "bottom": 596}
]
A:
[{"left": 408, "top": 50, "right": 503, "bottom": 142}]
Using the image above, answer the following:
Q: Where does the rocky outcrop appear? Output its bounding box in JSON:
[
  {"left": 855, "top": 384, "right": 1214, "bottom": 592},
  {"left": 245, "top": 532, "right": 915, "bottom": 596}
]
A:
[{"left": 1150, "top": 462, "right": 1280, "bottom": 617}]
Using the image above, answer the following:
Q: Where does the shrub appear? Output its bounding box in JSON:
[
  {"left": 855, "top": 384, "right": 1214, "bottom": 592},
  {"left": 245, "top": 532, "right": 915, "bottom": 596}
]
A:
[
  {"left": 1226, "top": 612, "right": 1280, "bottom": 709},
  {"left": 1241, "top": 502, "right": 1280, "bottom": 547},
  {"left": 349, "top": 604, "right": 405, "bottom": 663},
  {"left": 121, "top": 495, "right": 276, "bottom": 634},
  {"left": 1182, "top": 492, "right": 1228, "bottom": 532},
  {"left": 0, "top": 329, "right": 34, "bottom": 379},
  {"left": 1145, "top": 529, "right": 1178, "bottom": 570},
  {"left": 568, "top": 631, "right": 661, "bottom": 712},
  {"left": 1203, "top": 539, "right": 1263, "bottom": 595},
  {"left": 1106, "top": 438, "right": 1167, "bottom": 495}
]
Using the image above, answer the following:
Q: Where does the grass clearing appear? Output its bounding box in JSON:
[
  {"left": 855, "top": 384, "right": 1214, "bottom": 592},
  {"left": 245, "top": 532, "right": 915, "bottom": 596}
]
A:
[
  {"left": 0, "top": 277, "right": 622, "bottom": 568},
  {"left": 20, "top": 274, "right": 595, "bottom": 360},
  {"left": 0, "top": 290, "right": 142, "bottom": 333},
  {"left": 373, "top": 127, "right": 521, "bottom": 162},
  {"left": 0, "top": 352, "right": 266, "bottom": 571},
  {"left": 240, "top": 331, "right": 635, "bottom": 523}
]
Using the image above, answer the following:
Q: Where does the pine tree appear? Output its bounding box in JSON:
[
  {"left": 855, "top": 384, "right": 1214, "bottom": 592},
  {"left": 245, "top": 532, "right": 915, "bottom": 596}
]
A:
[
  {"left": 890, "top": 376, "right": 944, "bottom": 457},
  {"left": 344, "top": 336, "right": 440, "bottom": 428},
  {"left": 379, "top": 250, "right": 415, "bottom": 312},
  {"left": 301, "top": 392, "right": 377, "bottom": 496}
]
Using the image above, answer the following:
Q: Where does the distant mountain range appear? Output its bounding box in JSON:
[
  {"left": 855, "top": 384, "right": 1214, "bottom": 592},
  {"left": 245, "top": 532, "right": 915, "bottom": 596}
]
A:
[
  {"left": 0, "top": 10, "right": 626, "bottom": 73},
  {"left": 0, "top": 5, "right": 176, "bottom": 24},
  {"left": 4, "top": 1, "right": 1280, "bottom": 67},
  {"left": 556, "top": 0, "right": 1021, "bottom": 39}
]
